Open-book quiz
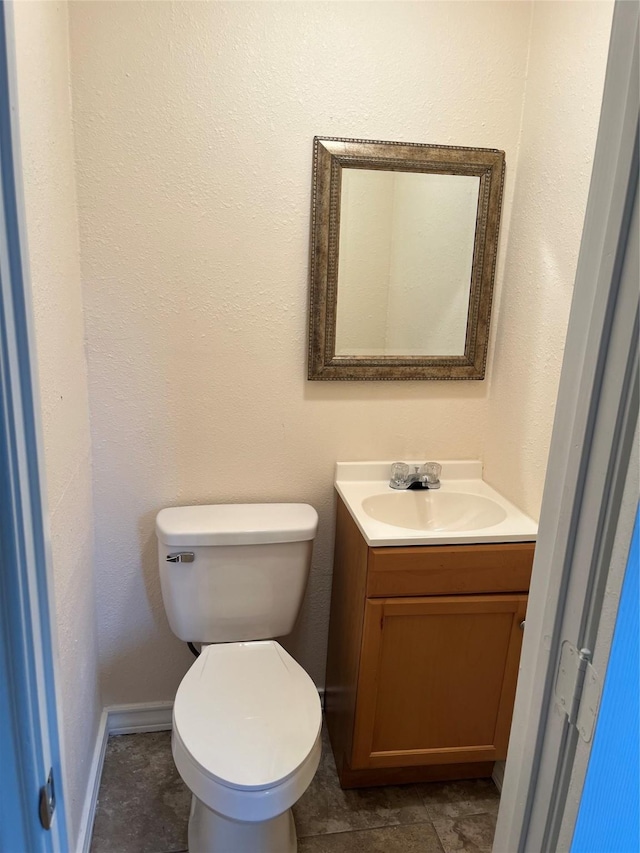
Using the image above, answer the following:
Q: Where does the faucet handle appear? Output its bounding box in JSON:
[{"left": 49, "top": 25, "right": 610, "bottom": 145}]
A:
[
  {"left": 390, "top": 462, "right": 410, "bottom": 487},
  {"left": 421, "top": 462, "right": 442, "bottom": 484}
]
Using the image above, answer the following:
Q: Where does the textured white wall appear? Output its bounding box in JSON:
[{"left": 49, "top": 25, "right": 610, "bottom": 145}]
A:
[
  {"left": 12, "top": 2, "right": 101, "bottom": 848},
  {"left": 483, "top": 0, "right": 614, "bottom": 519},
  {"left": 69, "top": 0, "right": 533, "bottom": 702}
]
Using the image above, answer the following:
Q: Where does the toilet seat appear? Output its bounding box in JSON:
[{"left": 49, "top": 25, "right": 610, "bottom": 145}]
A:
[{"left": 172, "top": 640, "right": 322, "bottom": 822}]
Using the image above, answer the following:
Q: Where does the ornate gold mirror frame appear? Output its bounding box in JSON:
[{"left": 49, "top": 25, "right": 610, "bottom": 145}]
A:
[{"left": 307, "top": 137, "right": 505, "bottom": 380}]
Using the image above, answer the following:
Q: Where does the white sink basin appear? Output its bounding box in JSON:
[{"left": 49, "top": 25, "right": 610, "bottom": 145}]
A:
[
  {"left": 362, "top": 490, "right": 507, "bottom": 532},
  {"left": 335, "top": 461, "right": 538, "bottom": 546}
]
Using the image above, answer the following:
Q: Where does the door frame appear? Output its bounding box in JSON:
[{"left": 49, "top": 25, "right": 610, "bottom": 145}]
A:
[
  {"left": 493, "top": 1, "right": 639, "bottom": 850},
  {"left": 0, "top": 2, "right": 68, "bottom": 850}
]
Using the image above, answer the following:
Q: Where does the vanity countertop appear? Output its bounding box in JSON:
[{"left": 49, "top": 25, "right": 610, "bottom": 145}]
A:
[{"left": 335, "top": 460, "right": 538, "bottom": 547}]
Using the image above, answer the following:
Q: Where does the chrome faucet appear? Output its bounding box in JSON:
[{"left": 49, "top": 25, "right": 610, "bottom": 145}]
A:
[{"left": 389, "top": 462, "right": 442, "bottom": 490}]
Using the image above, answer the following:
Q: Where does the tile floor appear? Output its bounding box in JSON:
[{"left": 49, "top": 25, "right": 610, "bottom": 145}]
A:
[{"left": 90, "top": 729, "right": 499, "bottom": 853}]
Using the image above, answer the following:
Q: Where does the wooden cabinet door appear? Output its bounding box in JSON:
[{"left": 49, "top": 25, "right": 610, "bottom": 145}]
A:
[{"left": 351, "top": 594, "right": 527, "bottom": 770}]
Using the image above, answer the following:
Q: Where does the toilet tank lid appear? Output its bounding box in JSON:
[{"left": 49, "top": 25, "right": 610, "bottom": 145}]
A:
[{"left": 155, "top": 503, "right": 319, "bottom": 547}]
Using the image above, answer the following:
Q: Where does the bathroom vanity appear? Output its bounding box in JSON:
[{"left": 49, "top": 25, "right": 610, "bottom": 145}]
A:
[{"left": 325, "top": 462, "right": 536, "bottom": 788}]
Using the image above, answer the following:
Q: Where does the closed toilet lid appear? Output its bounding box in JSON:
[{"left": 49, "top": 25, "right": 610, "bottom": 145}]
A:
[{"left": 173, "top": 641, "right": 322, "bottom": 792}]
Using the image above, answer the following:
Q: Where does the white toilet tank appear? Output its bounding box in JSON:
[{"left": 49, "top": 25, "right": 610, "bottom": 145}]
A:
[{"left": 156, "top": 503, "right": 318, "bottom": 643}]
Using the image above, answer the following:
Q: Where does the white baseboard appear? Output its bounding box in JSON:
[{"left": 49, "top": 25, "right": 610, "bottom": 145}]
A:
[
  {"left": 76, "top": 709, "right": 108, "bottom": 853},
  {"left": 492, "top": 759, "right": 506, "bottom": 793},
  {"left": 75, "top": 702, "right": 173, "bottom": 853},
  {"left": 107, "top": 701, "right": 174, "bottom": 735}
]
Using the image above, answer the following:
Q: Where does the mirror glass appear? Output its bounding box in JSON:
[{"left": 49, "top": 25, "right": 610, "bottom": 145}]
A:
[
  {"left": 308, "top": 138, "right": 505, "bottom": 380},
  {"left": 335, "top": 169, "right": 480, "bottom": 357}
]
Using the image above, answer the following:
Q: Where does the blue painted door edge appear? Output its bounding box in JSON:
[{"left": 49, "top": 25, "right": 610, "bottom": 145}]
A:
[
  {"left": 0, "top": 2, "right": 68, "bottom": 851},
  {"left": 571, "top": 506, "right": 640, "bottom": 852}
]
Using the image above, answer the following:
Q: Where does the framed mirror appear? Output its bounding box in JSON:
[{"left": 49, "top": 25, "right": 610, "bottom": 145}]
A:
[{"left": 307, "top": 137, "right": 505, "bottom": 380}]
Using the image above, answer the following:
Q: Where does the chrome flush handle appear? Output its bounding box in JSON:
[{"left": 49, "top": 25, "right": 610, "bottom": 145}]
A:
[{"left": 166, "top": 552, "right": 195, "bottom": 563}]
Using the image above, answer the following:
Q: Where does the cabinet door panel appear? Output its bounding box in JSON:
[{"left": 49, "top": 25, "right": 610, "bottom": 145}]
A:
[{"left": 352, "top": 594, "right": 527, "bottom": 769}]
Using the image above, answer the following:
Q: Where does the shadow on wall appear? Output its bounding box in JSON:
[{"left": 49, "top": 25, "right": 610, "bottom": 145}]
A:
[
  {"left": 98, "top": 509, "right": 195, "bottom": 705},
  {"left": 98, "top": 636, "right": 192, "bottom": 710},
  {"left": 483, "top": 234, "right": 566, "bottom": 516},
  {"left": 302, "top": 377, "right": 489, "bottom": 403}
]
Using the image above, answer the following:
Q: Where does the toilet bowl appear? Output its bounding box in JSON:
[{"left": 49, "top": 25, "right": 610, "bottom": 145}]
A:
[
  {"left": 172, "top": 640, "right": 322, "bottom": 852},
  {"left": 156, "top": 503, "right": 321, "bottom": 852}
]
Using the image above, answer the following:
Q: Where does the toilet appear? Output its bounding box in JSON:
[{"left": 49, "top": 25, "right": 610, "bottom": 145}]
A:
[{"left": 156, "top": 503, "right": 322, "bottom": 853}]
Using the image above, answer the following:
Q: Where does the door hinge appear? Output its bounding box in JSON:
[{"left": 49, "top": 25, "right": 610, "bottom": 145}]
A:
[
  {"left": 38, "top": 768, "right": 56, "bottom": 830},
  {"left": 555, "top": 641, "right": 602, "bottom": 742}
]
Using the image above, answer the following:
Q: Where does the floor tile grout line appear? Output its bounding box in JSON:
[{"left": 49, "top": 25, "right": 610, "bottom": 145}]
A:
[
  {"left": 299, "top": 818, "right": 447, "bottom": 853},
  {"left": 424, "top": 805, "right": 499, "bottom": 823},
  {"left": 430, "top": 808, "right": 495, "bottom": 823},
  {"left": 296, "top": 811, "right": 433, "bottom": 840},
  {"left": 430, "top": 809, "right": 498, "bottom": 853},
  {"left": 417, "top": 780, "right": 501, "bottom": 824},
  {"left": 299, "top": 816, "right": 441, "bottom": 841}
]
